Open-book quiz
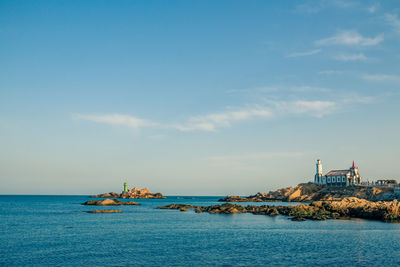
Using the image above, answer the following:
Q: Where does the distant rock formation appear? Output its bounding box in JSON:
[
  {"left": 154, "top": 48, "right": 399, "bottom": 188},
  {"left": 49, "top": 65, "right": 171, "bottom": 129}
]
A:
[
  {"left": 86, "top": 210, "right": 122, "bottom": 213},
  {"left": 219, "top": 182, "right": 397, "bottom": 202},
  {"left": 82, "top": 199, "right": 140, "bottom": 206},
  {"left": 158, "top": 197, "right": 400, "bottom": 222},
  {"left": 90, "top": 187, "right": 165, "bottom": 199}
]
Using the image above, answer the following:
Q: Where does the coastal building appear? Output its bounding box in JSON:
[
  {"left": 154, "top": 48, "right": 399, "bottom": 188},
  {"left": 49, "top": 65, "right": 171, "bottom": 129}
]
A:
[{"left": 314, "top": 159, "right": 362, "bottom": 186}]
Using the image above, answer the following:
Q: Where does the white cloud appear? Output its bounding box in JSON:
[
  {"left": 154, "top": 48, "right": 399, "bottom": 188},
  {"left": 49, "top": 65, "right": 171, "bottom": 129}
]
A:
[
  {"left": 286, "top": 49, "right": 321, "bottom": 58},
  {"left": 75, "top": 107, "right": 273, "bottom": 132},
  {"left": 173, "top": 107, "right": 273, "bottom": 132},
  {"left": 75, "top": 97, "right": 369, "bottom": 132},
  {"left": 74, "top": 114, "right": 157, "bottom": 129},
  {"left": 340, "top": 92, "right": 376, "bottom": 104},
  {"left": 273, "top": 100, "right": 337, "bottom": 118},
  {"left": 334, "top": 53, "right": 368, "bottom": 61},
  {"left": 288, "top": 86, "right": 331, "bottom": 92},
  {"left": 362, "top": 74, "right": 400, "bottom": 82},
  {"left": 315, "top": 30, "right": 384, "bottom": 46},
  {"left": 385, "top": 13, "right": 400, "bottom": 33}
]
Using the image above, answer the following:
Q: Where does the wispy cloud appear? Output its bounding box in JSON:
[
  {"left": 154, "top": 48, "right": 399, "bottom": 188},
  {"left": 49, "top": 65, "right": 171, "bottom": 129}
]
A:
[
  {"left": 362, "top": 74, "right": 400, "bottom": 82},
  {"left": 385, "top": 13, "right": 400, "bottom": 34},
  {"left": 334, "top": 53, "right": 368, "bottom": 61},
  {"left": 315, "top": 30, "right": 384, "bottom": 46},
  {"left": 271, "top": 100, "right": 337, "bottom": 118},
  {"left": 340, "top": 92, "right": 376, "bottom": 104},
  {"left": 74, "top": 114, "right": 157, "bottom": 129},
  {"left": 318, "top": 70, "right": 344, "bottom": 75},
  {"left": 172, "top": 107, "right": 273, "bottom": 132},
  {"left": 75, "top": 97, "right": 370, "bottom": 132},
  {"left": 75, "top": 107, "right": 273, "bottom": 132},
  {"left": 286, "top": 49, "right": 321, "bottom": 58}
]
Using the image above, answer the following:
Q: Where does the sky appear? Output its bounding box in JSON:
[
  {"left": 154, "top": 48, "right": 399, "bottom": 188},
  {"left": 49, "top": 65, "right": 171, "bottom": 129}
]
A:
[{"left": 1, "top": 0, "right": 400, "bottom": 195}]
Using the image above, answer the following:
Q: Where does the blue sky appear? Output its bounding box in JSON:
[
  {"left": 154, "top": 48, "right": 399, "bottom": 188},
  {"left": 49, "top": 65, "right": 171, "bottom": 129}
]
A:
[{"left": 1, "top": 0, "right": 400, "bottom": 195}]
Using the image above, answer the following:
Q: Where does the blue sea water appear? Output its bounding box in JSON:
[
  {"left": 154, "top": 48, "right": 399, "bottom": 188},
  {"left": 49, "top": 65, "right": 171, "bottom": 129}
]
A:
[{"left": 1, "top": 196, "right": 400, "bottom": 266}]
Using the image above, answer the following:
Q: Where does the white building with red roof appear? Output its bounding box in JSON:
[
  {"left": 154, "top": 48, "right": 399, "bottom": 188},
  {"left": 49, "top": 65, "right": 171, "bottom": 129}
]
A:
[{"left": 314, "top": 159, "right": 362, "bottom": 186}]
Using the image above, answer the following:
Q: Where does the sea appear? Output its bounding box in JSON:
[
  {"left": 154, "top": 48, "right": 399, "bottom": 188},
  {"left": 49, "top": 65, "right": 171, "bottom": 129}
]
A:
[{"left": 1, "top": 195, "right": 400, "bottom": 267}]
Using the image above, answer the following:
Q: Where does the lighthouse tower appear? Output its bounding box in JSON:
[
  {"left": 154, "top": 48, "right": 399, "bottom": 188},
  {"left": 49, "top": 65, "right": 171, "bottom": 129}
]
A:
[
  {"left": 314, "top": 159, "right": 323, "bottom": 184},
  {"left": 123, "top": 182, "right": 128, "bottom": 193}
]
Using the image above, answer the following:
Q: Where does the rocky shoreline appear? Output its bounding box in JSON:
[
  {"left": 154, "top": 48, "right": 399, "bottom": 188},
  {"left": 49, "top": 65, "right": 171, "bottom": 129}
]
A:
[
  {"left": 90, "top": 187, "right": 165, "bottom": 199},
  {"left": 219, "top": 182, "right": 397, "bottom": 203},
  {"left": 158, "top": 197, "right": 400, "bottom": 222}
]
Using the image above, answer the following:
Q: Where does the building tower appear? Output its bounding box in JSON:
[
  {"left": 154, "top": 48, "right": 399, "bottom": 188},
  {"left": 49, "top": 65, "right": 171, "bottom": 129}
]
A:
[
  {"left": 314, "top": 159, "right": 323, "bottom": 184},
  {"left": 350, "top": 160, "right": 358, "bottom": 174},
  {"left": 350, "top": 160, "right": 361, "bottom": 184},
  {"left": 123, "top": 182, "right": 128, "bottom": 193}
]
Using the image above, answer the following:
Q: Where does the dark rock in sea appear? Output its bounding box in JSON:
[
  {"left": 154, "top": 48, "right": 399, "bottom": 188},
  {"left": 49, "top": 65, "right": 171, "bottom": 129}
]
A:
[
  {"left": 82, "top": 199, "right": 140, "bottom": 206},
  {"left": 86, "top": 210, "right": 122, "bottom": 213},
  {"left": 194, "top": 208, "right": 203, "bottom": 213},
  {"left": 291, "top": 217, "right": 306, "bottom": 221},
  {"left": 218, "top": 195, "right": 264, "bottom": 202},
  {"left": 157, "top": 197, "right": 400, "bottom": 223},
  {"left": 157, "top": 204, "right": 196, "bottom": 210}
]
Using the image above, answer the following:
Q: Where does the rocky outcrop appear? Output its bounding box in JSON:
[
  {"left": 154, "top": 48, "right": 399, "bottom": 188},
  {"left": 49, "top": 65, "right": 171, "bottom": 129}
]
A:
[
  {"left": 311, "top": 197, "right": 400, "bottom": 222},
  {"left": 90, "top": 187, "right": 165, "bottom": 199},
  {"left": 158, "top": 197, "right": 400, "bottom": 222},
  {"left": 86, "top": 210, "right": 122, "bottom": 213},
  {"left": 82, "top": 199, "right": 140, "bottom": 206},
  {"left": 219, "top": 182, "right": 397, "bottom": 203}
]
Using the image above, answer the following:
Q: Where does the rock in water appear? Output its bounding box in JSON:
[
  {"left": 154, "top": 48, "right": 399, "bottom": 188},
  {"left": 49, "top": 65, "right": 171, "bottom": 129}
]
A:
[
  {"left": 157, "top": 197, "right": 400, "bottom": 223},
  {"left": 291, "top": 217, "right": 306, "bottom": 221},
  {"left": 82, "top": 199, "right": 140, "bottom": 206},
  {"left": 86, "top": 210, "right": 122, "bottom": 213}
]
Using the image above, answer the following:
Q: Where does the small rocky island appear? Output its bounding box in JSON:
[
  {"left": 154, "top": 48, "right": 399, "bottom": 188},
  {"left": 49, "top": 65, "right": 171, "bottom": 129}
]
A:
[
  {"left": 219, "top": 182, "right": 398, "bottom": 202},
  {"left": 158, "top": 197, "right": 400, "bottom": 222},
  {"left": 86, "top": 210, "right": 123, "bottom": 213},
  {"left": 82, "top": 198, "right": 140, "bottom": 206},
  {"left": 90, "top": 184, "right": 165, "bottom": 199}
]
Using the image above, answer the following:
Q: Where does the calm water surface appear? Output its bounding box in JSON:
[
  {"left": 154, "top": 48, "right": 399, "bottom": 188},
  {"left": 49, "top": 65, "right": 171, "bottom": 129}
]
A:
[{"left": 1, "top": 195, "right": 400, "bottom": 266}]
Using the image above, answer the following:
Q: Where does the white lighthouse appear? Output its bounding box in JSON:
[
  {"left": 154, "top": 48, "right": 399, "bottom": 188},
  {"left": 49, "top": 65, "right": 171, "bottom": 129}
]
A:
[{"left": 314, "top": 159, "right": 323, "bottom": 184}]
